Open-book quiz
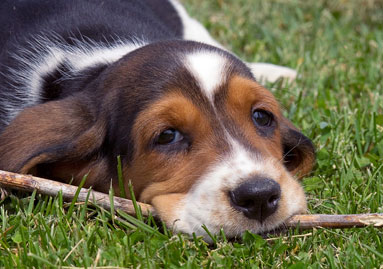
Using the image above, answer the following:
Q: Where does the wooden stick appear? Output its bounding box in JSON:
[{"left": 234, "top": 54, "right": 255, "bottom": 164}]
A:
[
  {"left": 285, "top": 213, "right": 383, "bottom": 228},
  {"left": 0, "top": 170, "right": 154, "bottom": 216},
  {"left": 1, "top": 170, "right": 382, "bottom": 229}
]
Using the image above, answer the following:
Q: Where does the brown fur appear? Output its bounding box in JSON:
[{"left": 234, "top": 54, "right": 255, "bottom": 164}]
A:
[
  {"left": 227, "top": 76, "right": 314, "bottom": 177},
  {"left": 0, "top": 94, "right": 115, "bottom": 191},
  {"left": 225, "top": 76, "right": 283, "bottom": 159},
  {"left": 127, "top": 90, "right": 221, "bottom": 202}
]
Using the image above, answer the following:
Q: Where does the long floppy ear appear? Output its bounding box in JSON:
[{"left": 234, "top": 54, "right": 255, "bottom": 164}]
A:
[
  {"left": 0, "top": 95, "right": 110, "bottom": 188},
  {"left": 280, "top": 117, "right": 315, "bottom": 178}
]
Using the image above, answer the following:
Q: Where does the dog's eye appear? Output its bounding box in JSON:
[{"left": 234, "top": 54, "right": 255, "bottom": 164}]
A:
[
  {"left": 252, "top": 109, "right": 273, "bottom": 127},
  {"left": 156, "top": 128, "right": 183, "bottom": 145}
]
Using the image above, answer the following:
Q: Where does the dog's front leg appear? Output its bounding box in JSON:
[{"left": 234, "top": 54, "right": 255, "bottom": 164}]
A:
[{"left": 246, "top": 62, "right": 297, "bottom": 83}]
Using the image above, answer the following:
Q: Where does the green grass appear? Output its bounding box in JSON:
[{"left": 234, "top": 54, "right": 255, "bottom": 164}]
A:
[{"left": 1, "top": 0, "right": 383, "bottom": 267}]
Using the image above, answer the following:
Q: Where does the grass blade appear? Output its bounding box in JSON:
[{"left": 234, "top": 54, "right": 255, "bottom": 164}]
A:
[
  {"left": 66, "top": 174, "right": 88, "bottom": 219},
  {"left": 117, "top": 156, "right": 127, "bottom": 198}
]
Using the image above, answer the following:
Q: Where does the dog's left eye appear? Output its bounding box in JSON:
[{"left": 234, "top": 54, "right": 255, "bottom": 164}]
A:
[
  {"left": 252, "top": 109, "right": 274, "bottom": 127},
  {"left": 156, "top": 128, "right": 183, "bottom": 145}
]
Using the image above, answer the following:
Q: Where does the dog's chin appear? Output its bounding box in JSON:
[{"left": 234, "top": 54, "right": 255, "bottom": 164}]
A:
[
  {"left": 168, "top": 212, "right": 304, "bottom": 244},
  {"left": 151, "top": 192, "right": 307, "bottom": 242}
]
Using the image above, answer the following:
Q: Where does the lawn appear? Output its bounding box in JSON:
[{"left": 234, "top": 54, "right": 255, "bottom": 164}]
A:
[{"left": 1, "top": 0, "right": 383, "bottom": 267}]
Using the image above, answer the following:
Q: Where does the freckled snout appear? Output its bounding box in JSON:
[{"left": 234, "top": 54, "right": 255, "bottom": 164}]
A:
[{"left": 229, "top": 177, "right": 281, "bottom": 223}]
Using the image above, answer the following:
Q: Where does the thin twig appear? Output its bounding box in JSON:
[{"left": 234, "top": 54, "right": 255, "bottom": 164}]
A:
[
  {"left": 285, "top": 213, "right": 383, "bottom": 228},
  {"left": 63, "top": 238, "right": 84, "bottom": 262},
  {"left": 266, "top": 232, "right": 313, "bottom": 241},
  {"left": 1, "top": 170, "right": 382, "bottom": 229},
  {"left": 0, "top": 170, "right": 154, "bottom": 216}
]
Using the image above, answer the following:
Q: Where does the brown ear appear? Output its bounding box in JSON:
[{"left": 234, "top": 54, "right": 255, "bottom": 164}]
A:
[
  {"left": 280, "top": 118, "right": 315, "bottom": 178},
  {"left": 0, "top": 95, "right": 109, "bottom": 187}
]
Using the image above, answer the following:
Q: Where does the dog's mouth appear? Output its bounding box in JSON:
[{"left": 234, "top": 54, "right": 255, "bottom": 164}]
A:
[
  {"left": 237, "top": 214, "right": 298, "bottom": 240},
  {"left": 259, "top": 221, "right": 291, "bottom": 238}
]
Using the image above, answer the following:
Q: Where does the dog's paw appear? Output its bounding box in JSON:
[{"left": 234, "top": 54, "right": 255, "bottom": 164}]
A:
[{"left": 247, "top": 62, "right": 297, "bottom": 83}]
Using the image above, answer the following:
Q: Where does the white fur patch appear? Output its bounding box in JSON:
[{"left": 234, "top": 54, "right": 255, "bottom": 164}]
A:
[
  {"left": 168, "top": 137, "right": 306, "bottom": 240},
  {"left": 2, "top": 35, "right": 146, "bottom": 123},
  {"left": 65, "top": 39, "right": 145, "bottom": 72},
  {"left": 185, "top": 51, "right": 227, "bottom": 102}
]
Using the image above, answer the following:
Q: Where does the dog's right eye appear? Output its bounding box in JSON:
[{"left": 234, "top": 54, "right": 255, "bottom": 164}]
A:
[{"left": 156, "top": 128, "right": 183, "bottom": 145}]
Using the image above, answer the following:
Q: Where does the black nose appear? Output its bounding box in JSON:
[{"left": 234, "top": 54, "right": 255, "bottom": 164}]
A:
[{"left": 229, "top": 178, "right": 281, "bottom": 223}]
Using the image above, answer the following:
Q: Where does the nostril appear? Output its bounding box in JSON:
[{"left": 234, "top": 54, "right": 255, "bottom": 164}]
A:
[
  {"left": 229, "top": 191, "right": 253, "bottom": 208},
  {"left": 266, "top": 193, "right": 280, "bottom": 215},
  {"left": 229, "top": 178, "right": 281, "bottom": 223},
  {"left": 268, "top": 194, "right": 280, "bottom": 205}
]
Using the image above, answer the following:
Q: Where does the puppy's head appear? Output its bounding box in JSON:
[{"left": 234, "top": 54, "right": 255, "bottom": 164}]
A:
[{"left": 0, "top": 41, "right": 315, "bottom": 238}]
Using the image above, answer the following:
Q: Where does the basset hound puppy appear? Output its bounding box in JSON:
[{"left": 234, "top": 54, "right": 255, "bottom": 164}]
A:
[{"left": 0, "top": 0, "right": 315, "bottom": 238}]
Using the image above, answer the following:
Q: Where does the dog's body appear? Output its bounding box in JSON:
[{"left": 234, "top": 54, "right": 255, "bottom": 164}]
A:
[{"left": 0, "top": 0, "right": 314, "bottom": 238}]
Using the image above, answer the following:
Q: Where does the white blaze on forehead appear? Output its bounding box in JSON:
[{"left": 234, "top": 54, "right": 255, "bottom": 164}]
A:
[{"left": 185, "top": 51, "right": 227, "bottom": 102}]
